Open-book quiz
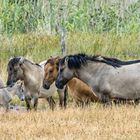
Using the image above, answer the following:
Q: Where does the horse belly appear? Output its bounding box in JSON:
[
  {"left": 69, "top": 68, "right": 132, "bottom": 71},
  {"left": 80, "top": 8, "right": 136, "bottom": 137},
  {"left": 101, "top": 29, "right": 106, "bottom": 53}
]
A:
[{"left": 111, "top": 77, "right": 140, "bottom": 99}]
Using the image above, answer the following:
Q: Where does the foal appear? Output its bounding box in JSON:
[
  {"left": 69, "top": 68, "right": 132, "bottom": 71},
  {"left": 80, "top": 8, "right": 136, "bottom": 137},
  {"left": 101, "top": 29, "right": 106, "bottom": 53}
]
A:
[{"left": 0, "top": 81, "right": 24, "bottom": 111}]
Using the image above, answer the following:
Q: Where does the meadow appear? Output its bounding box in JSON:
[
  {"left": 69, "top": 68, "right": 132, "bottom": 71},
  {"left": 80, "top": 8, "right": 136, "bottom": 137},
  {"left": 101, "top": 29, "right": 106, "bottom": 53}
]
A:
[
  {"left": 0, "top": 105, "right": 140, "bottom": 140},
  {"left": 0, "top": 0, "right": 140, "bottom": 140},
  {"left": 0, "top": 32, "right": 140, "bottom": 140}
]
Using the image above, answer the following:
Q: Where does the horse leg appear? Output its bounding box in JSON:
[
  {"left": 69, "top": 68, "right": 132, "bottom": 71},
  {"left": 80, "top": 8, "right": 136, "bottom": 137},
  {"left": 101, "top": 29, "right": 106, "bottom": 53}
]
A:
[
  {"left": 134, "top": 99, "right": 139, "bottom": 105},
  {"left": 46, "top": 97, "right": 55, "bottom": 111},
  {"left": 85, "top": 98, "right": 90, "bottom": 107},
  {"left": 57, "top": 89, "right": 64, "bottom": 108},
  {"left": 64, "top": 86, "right": 68, "bottom": 109},
  {"left": 33, "top": 97, "right": 38, "bottom": 111},
  {"left": 57, "top": 86, "right": 68, "bottom": 108},
  {"left": 25, "top": 97, "right": 31, "bottom": 111},
  {"left": 101, "top": 93, "right": 112, "bottom": 106}
]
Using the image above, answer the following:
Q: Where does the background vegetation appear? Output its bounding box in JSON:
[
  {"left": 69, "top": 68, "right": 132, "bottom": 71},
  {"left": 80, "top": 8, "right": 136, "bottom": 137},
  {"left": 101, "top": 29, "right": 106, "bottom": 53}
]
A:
[{"left": 0, "top": 0, "right": 140, "bottom": 34}]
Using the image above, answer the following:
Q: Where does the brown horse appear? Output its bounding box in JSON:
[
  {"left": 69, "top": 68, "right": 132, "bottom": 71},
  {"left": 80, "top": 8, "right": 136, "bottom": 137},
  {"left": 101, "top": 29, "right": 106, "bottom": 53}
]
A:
[{"left": 43, "top": 57, "right": 98, "bottom": 107}]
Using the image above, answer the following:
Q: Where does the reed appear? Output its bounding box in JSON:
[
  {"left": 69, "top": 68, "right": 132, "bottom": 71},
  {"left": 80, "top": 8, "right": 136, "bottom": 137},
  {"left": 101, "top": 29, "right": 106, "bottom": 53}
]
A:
[{"left": 0, "top": 0, "right": 139, "bottom": 34}]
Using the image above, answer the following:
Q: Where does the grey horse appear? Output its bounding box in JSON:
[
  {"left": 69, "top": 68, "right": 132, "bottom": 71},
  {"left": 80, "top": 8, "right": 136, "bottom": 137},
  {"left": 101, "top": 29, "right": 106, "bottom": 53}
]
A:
[
  {"left": 7, "top": 57, "right": 55, "bottom": 110},
  {"left": 55, "top": 53, "right": 140, "bottom": 104},
  {"left": 0, "top": 81, "right": 24, "bottom": 111}
]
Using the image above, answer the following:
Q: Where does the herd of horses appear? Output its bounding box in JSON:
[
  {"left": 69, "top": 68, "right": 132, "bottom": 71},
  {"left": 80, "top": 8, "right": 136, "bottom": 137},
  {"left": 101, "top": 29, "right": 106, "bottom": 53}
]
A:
[{"left": 1, "top": 53, "right": 140, "bottom": 111}]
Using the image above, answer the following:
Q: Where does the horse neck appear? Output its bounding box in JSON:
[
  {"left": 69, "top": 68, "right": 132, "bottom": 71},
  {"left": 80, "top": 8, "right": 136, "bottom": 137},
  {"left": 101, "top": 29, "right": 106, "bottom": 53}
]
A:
[
  {"left": 22, "top": 61, "right": 35, "bottom": 71},
  {"left": 75, "top": 62, "right": 108, "bottom": 86},
  {"left": 22, "top": 61, "right": 43, "bottom": 84}
]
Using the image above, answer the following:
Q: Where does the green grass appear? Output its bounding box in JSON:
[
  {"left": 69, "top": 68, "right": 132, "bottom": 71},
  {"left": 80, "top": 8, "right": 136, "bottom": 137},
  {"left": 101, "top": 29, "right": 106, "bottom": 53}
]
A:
[
  {"left": 0, "top": 0, "right": 140, "bottom": 34},
  {"left": 0, "top": 32, "right": 140, "bottom": 62}
]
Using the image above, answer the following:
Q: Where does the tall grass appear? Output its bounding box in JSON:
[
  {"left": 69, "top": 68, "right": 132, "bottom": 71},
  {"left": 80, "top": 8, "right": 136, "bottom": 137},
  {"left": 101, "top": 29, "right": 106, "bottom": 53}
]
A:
[
  {"left": 1, "top": 32, "right": 140, "bottom": 62},
  {"left": 0, "top": 32, "right": 140, "bottom": 81},
  {"left": 0, "top": 0, "right": 140, "bottom": 34}
]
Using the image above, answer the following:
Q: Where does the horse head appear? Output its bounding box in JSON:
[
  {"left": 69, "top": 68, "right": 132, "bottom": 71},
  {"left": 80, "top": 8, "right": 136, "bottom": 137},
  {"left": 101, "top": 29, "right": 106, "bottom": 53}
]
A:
[
  {"left": 55, "top": 55, "right": 77, "bottom": 89},
  {"left": 7, "top": 57, "right": 25, "bottom": 86},
  {"left": 43, "top": 56, "right": 60, "bottom": 89}
]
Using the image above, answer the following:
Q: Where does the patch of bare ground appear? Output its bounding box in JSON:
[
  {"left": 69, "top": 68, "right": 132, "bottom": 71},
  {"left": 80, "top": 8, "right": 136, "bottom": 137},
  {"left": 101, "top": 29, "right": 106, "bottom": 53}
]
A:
[{"left": 0, "top": 104, "right": 140, "bottom": 140}]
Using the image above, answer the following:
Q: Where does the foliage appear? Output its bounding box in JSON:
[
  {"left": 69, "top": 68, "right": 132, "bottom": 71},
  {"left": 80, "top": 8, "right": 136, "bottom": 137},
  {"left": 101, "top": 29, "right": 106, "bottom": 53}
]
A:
[{"left": 0, "top": 0, "right": 140, "bottom": 34}]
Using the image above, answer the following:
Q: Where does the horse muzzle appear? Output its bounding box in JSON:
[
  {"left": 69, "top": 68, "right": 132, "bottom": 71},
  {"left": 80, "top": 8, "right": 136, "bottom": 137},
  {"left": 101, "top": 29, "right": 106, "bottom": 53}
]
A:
[
  {"left": 55, "top": 81, "right": 64, "bottom": 89},
  {"left": 43, "top": 82, "right": 50, "bottom": 90}
]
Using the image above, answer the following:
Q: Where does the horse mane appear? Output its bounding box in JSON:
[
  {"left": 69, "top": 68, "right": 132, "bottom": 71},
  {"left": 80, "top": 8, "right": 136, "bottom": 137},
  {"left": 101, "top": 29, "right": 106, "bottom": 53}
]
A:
[
  {"left": 60, "top": 54, "right": 87, "bottom": 69},
  {"left": 60, "top": 53, "right": 140, "bottom": 69},
  {"left": 8, "top": 57, "right": 41, "bottom": 67},
  {"left": 8, "top": 57, "right": 21, "bottom": 66},
  {"left": 35, "top": 63, "right": 42, "bottom": 67}
]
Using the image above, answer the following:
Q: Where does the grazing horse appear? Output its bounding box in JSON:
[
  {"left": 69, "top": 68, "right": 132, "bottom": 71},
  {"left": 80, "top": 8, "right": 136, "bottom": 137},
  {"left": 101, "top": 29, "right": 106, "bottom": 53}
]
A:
[
  {"left": 7, "top": 57, "right": 56, "bottom": 110},
  {"left": 55, "top": 53, "right": 140, "bottom": 104},
  {"left": 43, "top": 57, "right": 98, "bottom": 107},
  {"left": 0, "top": 81, "right": 24, "bottom": 111}
]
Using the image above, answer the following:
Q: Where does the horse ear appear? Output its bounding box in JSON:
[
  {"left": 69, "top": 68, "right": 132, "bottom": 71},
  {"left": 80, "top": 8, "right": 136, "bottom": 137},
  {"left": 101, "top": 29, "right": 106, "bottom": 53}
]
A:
[
  {"left": 55, "top": 56, "right": 60, "bottom": 64},
  {"left": 19, "top": 57, "right": 25, "bottom": 65},
  {"left": 65, "top": 57, "right": 69, "bottom": 66},
  {"left": 96, "top": 56, "right": 104, "bottom": 61},
  {"left": 9, "top": 56, "right": 13, "bottom": 61}
]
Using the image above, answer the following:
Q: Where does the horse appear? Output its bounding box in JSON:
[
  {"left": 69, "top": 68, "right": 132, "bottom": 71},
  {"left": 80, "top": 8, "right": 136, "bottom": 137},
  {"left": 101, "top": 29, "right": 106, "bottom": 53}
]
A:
[
  {"left": 0, "top": 81, "right": 24, "bottom": 111},
  {"left": 39, "top": 60, "right": 67, "bottom": 109},
  {"left": 43, "top": 57, "right": 68, "bottom": 108},
  {"left": 43, "top": 57, "right": 98, "bottom": 107},
  {"left": 55, "top": 53, "right": 140, "bottom": 104},
  {"left": 6, "top": 57, "right": 56, "bottom": 110}
]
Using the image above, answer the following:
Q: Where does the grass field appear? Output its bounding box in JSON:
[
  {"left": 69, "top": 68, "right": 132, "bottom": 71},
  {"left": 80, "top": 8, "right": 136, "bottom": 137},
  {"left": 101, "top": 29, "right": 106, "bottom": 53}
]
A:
[
  {"left": 0, "top": 32, "right": 140, "bottom": 140},
  {"left": 0, "top": 105, "right": 140, "bottom": 140}
]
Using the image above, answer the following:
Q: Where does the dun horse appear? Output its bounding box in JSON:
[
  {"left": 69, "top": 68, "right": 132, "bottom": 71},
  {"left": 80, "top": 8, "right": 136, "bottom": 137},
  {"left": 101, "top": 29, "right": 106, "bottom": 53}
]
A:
[
  {"left": 7, "top": 57, "right": 56, "bottom": 110},
  {"left": 43, "top": 57, "right": 98, "bottom": 107},
  {"left": 56, "top": 54, "right": 140, "bottom": 104},
  {"left": 0, "top": 81, "right": 24, "bottom": 111}
]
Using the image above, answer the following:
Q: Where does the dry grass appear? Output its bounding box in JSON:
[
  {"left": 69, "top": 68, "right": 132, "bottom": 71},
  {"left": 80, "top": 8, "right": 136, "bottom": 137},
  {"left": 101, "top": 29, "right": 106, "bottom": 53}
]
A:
[{"left": 0, "top": 105, "right": 140, "bottom": 140}]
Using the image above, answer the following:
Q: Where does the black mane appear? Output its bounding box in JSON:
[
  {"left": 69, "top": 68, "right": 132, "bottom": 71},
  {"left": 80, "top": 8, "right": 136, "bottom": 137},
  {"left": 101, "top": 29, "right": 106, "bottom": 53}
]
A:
[
  {"left": 8, "top": 57, "right": 21, "bottom": 66},
  {"left": 60, "top": 54, "right": 140, "bottom": 69},
  {"left": 60, "top": 54, "right": 87, "bottom": 69}
]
